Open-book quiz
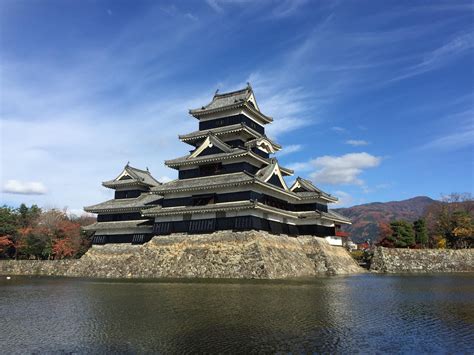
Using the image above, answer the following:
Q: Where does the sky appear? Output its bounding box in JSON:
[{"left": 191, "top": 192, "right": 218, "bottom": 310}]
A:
[{"left": 0, "top": 0, "right": 473, "bottom": 213}]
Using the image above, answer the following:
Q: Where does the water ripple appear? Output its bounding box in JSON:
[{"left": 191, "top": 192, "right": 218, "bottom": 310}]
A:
[{"left": 0, "top": 274, "right": 473, "bottom": 353}]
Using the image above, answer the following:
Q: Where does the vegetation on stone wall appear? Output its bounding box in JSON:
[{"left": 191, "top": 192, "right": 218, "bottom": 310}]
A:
[{"left": 0, "top": 204, "right": 95, "bottom": 260}]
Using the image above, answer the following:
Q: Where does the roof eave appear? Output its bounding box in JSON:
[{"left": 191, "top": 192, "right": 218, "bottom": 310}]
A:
[
  {"left": 102, "top": 181, "right": 152, "bottom": 189},
  {"left": 188, "top": 102, "right": 245, "bottom": 118}
]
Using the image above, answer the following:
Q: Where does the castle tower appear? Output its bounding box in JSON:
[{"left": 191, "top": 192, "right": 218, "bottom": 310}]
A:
[{"left": 84, "top": 84, "right": 350, "bottom": 244}]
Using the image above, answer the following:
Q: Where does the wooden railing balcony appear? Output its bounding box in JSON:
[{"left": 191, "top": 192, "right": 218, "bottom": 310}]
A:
[{"left": 335, "top": 230, "right": 349, "bottom": 237}]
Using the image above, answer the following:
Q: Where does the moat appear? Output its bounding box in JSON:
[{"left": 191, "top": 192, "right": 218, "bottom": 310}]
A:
[{"left": 1, "top": 274, "right": 473, "bottom": 353}]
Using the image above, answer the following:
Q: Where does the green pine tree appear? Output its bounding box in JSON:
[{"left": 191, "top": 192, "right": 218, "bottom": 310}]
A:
[
  {"left": 390, "top": 221, "right": 415, "bottom": 248},
  {"left": 413, "top": 219, "right": 428, "bottom": 247}
]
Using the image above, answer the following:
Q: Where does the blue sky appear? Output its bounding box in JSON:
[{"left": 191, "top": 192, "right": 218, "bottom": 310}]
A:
[{"left": 1, "top": 0, "right": 473, "bottom": 213}]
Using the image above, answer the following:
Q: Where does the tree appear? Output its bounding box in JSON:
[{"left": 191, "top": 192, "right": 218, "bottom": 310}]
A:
[
  {"left": 0, "top": 236, "right": 14, "bottom": 258},
  {"left": 1, "top": 204, "right": 95, "bottom": 259},
  {"left": 413, "top": 219, "right": 428, "bottom": 247},
  {"left": 424, "top": 193, "right": 474, "bottom": 249},
  {"left": 450, "top": 211, "right": 474, "bottom": 249},
  {"left": 18, "top": 203, "right": 41, "bottom": 228},
  {"left": 389, "top": 221, "right": 415, "bottom": 248},
  {"left": 0, "top": 206, "right": 19, "bottom": 237},
  {"left": 52, "top": 238, "right": 75, "bottom": 259},
  {"left": 376, "top": 222, "right": 394, "bottom": 247},
  {"left": 0, "top": 206, "right": 19, "bottom": 258}
]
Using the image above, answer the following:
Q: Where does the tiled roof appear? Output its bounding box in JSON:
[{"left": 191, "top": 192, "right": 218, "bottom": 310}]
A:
[
  {"left": 142, "top": 201, "right": 256, "bottom": 216},
  {"left": 164, "top": 148, "right": 270, "bottom": 168},
  {"left": 84, "top": 193, "right": 162, "bottom": 213},
  {"left": 189, "top": 84, "right": 273, "bottom": 123},
  {"left": 291, "top": 177, "right": 337, "bottom": 202},
  {"left": 179, "top": 123, "right": 262, "bottom": 143},
  {"left": 151, "top": 172, "right": 255, "bottom": 193},
  {"left": 102, "top": 164, "right": 161, "bottom": 189},
  {"left": 321, "top": 210, "right": 351, "bottom": 224}
]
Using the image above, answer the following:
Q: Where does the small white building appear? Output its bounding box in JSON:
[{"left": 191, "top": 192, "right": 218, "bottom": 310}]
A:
[{"left": 325, "top": 236, "right": 344, "bottom": 246}]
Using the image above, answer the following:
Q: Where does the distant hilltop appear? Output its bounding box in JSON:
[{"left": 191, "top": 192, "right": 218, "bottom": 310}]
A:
[{"left": 334, "top": 196, "right": 436, "bottom": 243}]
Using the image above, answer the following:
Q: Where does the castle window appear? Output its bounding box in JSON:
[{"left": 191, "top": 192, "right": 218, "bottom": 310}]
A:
[
  {"left": 192, "top": 194, "right": 215, "bottom": 206},
  {"left": 199, "top": 163, "right": 223, "bottom": 176}
]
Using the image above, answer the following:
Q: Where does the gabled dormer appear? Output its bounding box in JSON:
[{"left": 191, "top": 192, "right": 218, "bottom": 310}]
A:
[
  {"left": 245, "top": 137, "right": 282, "bottom": 155},
  {"left": 188, "top": 134, "right": 234, "bottom": 159},
  {"left": 290, "top": 177, "right": 323, "bottom": 194},
  {"left": 255, "top": 159, "right": 289, "bottom": 191},
  {"left": 290, "top": 177, "right": 338, "bottom": 203},
  {"left": 102, "top": 163, "right": 161, "bottom": 191},
  {"left": 246, "top": 88, "right": 260, "bottom": 111}
]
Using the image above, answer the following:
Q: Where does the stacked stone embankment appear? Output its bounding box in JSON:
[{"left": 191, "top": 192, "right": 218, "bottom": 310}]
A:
[
  {"left": 370, "top": 247, "right": 474, "bottom": 273},
  {"left": 0, "top": 231, "right": 363, "bottom": 279}
]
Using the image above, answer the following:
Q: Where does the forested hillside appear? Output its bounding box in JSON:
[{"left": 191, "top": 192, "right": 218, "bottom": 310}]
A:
[{"left": 335, "top": 196, "right": 435, "bottom": 243}]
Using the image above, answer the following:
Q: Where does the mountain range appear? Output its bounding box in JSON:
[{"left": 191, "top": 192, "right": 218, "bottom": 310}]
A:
[{"left": 334, "top": 196, "right": 436, "bottom": 243}]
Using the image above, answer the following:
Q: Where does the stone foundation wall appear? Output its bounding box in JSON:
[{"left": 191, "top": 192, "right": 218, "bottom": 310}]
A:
[
  {"left": 370, "top": 247, "right": 474, "bottom": 273},
  {"left": 0, "top": 231, "right": 363, "bottom": 279}
]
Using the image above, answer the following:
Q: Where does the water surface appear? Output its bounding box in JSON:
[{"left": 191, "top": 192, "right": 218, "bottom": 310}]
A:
[{"left": 1, "top": 274, "right": 473, "bottom": 353}]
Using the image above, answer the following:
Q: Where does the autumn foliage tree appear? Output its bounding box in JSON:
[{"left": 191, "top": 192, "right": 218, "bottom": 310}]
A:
[
  {"left": 0, "top": 204, "right": 95, "bottom": 259},
  {"left": 376, "top": 222, "right": 394, "bottom": 247},
  {"left": 424, "top": 193, "right": 474, "bottom": 249}
]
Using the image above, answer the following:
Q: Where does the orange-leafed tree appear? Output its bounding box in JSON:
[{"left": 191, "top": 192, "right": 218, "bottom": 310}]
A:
[
  {"left": 52, "top": 238, "right": 76, "bottom": 259},
  {"left": 0, "top": 236, "right": 14, "bottom": 258},
  {"left": 376, "top": 222, "right": 394, "bottom": 247},
  {"left": 51, "top": 218, "right": 83, "bottom": 259}
]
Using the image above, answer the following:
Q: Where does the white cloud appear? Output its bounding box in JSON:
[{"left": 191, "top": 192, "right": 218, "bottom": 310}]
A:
[
  {"left": 333, "top": 190, "right": 354, "bottom": 207},
  {"left": 345, "top": 139, "right": 369, "bottom": 146},
  {"left": 2, "top": 180, "right": 47, "bottom": 195},
  {"left": 286, "top": 161, "right": 312, "bottom": 172},
  {"left": 159, "top": 176, "right": 174, "bottom": 183},
  {"left": 67, "top": 209, "right": 96, "bottom": 218},
  {"left": 419, "top": 110, "right": 474, "bottom": 151},
  {"left": 206, "top": 0, "right": 254, "bottom": 13},
  {"left": 421, "top": 128, "right": 474, "bottom": 151},
  {"left": 309, "top": 152, "right": 382, "bottom": 185},
  {"left": 266, "top": 117, "right": 310, "bottom": 138},
  {"left": 270, "top": 0, "right": 309, "bottom": 18},
  {"left": 205, "top": 0, "right": 308, "bottom": 18},
  {"left": 277, "top": 144, "right": 302, "bottom": 156},
  {"left": 388, "top": 32, "right": 474, "bottom": 83},
  {"left": 331, "top": 126, "right": 346, "bottom": 133}
]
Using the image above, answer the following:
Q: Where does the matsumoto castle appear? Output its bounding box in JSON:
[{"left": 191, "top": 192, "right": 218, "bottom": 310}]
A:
[{"left": 84, "top": 85, "right": 351, "bottom": 245}]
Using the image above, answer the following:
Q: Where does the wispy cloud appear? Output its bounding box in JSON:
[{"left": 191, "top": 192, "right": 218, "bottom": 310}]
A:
[
  {"left": 333, "top": 190, "right": 354, "bottom": 207},
  {"left": 346, "top": 139, "right": 369, "bottom": 146},
  {"left": 388, "top": 32, "right": 474, "bottom": 83},
  {"left": 270, "top": 0, "right": 309, "bottom": 18},
  {"left": 421, "top": 129, "right": 474, "bottom": 151},
  {"left": 206, "top": 0, "right": 308, "bottom": 18},
  {"left": 243, "top": 73, "right": 319, "bottom": 138},
  {"left": 1, "top": 1, "right": 472, "bottom": 210},
  {"left": 419, "top": 110, "right": 474, "bottom": 151},
  {"left": 276, "top": 144, "right": 302, "bottom": 156},
  {"left": 331, "top": 126, "right": 346, "bottom": 133},
  {"left": 2, "top": 180, "right": 47, "bottom": 195}
]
